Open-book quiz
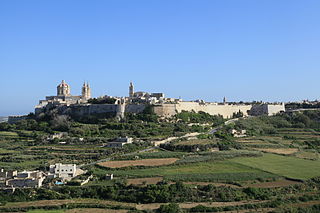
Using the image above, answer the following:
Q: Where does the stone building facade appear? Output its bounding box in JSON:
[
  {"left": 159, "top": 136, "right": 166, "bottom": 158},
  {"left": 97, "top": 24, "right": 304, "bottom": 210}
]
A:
[{"left": 35, "top": 81, "right": 285, "bottom": 119}]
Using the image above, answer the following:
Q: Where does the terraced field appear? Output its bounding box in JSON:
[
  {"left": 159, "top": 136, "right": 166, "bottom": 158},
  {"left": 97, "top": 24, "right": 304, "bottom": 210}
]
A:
[
  {"left": 93, "top": 160, "right": 278, "bottom": 182},
  {"left": 98, "top": 158, "right": 179, "bottom": 168},
  {"left": 230, "top": 153, "right": 320, "bottom": 180}
]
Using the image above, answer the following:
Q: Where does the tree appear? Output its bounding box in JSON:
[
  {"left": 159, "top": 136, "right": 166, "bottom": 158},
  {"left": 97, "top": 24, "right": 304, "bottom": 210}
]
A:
[
  {"left": 157, "top": 203, "right": 182, "bottom": 213},
  {"left": 51, "top": 115, "right": 71, "bottom": 131}
]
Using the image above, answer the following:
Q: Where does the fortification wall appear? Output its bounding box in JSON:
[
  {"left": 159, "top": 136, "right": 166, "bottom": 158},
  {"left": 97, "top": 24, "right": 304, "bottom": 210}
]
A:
[
  {"left": 153, "top": 102, "right": 252, "bottom": 118},
  {"left": 54, "top": 104, "right": 146, "bottom": 117},
  {"left": 267, "top": 104, "right": 285, "bottom": 115},
  {"left": 153, "top": 104, "right": 177, "bottom": 117},
  {"left": 125, "top": 104, "right": 146, "bottom": 113}
]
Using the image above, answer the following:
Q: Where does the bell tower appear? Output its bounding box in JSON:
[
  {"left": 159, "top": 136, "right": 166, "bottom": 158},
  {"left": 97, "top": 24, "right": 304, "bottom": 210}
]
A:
[
  {"left": 129, "top": 81, "right": 134, "bottom": 97},
  {"left": 82, "top": 82, "right": 91, "bottom": 100}
]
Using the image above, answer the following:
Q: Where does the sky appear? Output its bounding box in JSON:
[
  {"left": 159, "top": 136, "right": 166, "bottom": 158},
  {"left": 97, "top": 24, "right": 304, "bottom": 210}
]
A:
[{"left": 1, "top": 0, "right": 320, "bottom": 116}]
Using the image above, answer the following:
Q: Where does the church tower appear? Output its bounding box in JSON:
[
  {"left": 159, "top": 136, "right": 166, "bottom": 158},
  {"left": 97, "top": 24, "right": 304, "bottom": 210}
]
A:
[
  {"left": 57, "top": 80, "right": 71, "bottom": 96},
  {"left": 82, "top": 82, "right": 91, "bottom": 100},
  {"left": 129, "top": 81, "right": 134, "bottom": 97}
]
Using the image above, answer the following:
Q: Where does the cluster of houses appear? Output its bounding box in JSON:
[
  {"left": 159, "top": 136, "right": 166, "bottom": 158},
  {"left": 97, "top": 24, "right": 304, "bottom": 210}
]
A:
[{"left": 0, "top": 163, "right": 82, "bottom": 190}]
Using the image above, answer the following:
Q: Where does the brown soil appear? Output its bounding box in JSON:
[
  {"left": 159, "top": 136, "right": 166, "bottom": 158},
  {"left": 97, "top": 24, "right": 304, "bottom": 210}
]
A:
[
  {"left": 127, "top": 177, "right": 164, "bottom": 185},
  {"left": 99, "top": 158, "right": 179, "bottom": 168}
]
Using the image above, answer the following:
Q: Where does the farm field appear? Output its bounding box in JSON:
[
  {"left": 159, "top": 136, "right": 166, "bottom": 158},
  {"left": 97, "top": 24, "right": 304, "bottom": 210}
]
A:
[
  {"left": 230, "top": 153, "right": 320, "bottom": 180},
  {"left": 93, "top": 160, "right": 278, "bottom": 182},
  {"left": 98, "top": 158, "right": 179, "bottom": 168},
  {"left": 3, "top": 111, "right": 320, "bottom": 213},
  {"left": 175, "top": 138, "right": 218, "bottom": 145},
  {"left": 253, "top": 148, "right": 299, "bottom": 155},
  {"left": 245, "top": 179, "right": 302, "bottom": 188},
  {"left": 127, "top": 177, "right": 163, "bottom": 185}
]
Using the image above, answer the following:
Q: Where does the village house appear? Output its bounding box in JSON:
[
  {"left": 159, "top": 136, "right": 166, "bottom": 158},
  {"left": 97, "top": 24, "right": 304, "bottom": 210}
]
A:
[
  {"left": 5, "top": 170, "right": 45, "bottom": 188},
  {"left": 48, "top": 163, "right": 77, "bottom": 180},
  {"left": 106, "top": 137, "right": 133, "bottom": 148}
]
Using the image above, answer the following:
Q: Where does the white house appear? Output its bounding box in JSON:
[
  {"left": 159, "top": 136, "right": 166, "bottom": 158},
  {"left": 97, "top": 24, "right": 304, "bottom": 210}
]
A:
[{"left": 48, "top": 163, "right": 77, "bottom": 180}]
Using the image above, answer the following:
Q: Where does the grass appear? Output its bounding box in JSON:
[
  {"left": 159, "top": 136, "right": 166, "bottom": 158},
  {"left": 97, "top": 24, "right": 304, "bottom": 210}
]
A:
[
  {"left": 0, "top": 159, "right": 45, "bottom": 170},
  {"left": 175, "top": 138, "right": 218, "bottom": 145},
  {"left": 93, "top": 160, "right": 278, "bottom": 182},
  {"left": 229, "top": 153, "right": 320, "bottom": 180},
  {"left": 114, "top": 150, "right": 188, "bottom": 160},
  {"left": 0, "top": 131, "right": 18, "bottom": 137}
]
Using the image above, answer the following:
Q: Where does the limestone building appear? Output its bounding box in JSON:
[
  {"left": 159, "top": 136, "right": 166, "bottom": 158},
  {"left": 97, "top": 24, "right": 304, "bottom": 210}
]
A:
[
  {"left": 35, "top": 80, "right": 285, "bottom": 119},
  {"left": 81, "top": 82, "right": 91, "bottom": 100},
  {"left": 35, "top": 80, "right": 91, "bottom": 114},
  {"left": 129, "top": 81, "right": 134, "bottom": 98},
  {"left": 48, "top": 163, "right": 77, "bottom": 180},
  {"left": 57, "top": 80, "right": 71, "bottom": 96}
]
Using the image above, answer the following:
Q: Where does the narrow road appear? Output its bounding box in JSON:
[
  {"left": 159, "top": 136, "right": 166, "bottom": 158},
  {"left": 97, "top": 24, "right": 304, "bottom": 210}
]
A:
[
  {"left": 81, "top": 117, "right": 241, "bottom": 168},
  {"left": 209, "top": 118, "right": 240, "bottom": 134}
]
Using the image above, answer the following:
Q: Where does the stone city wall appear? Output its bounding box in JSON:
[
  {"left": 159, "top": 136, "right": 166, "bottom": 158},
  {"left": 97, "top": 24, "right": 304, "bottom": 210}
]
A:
[
  {"left": 49, "top": 104, "right": 146, "bottom": 117},
  {"left": 152, "top": 102, "right": 252, "bottom": 118}
]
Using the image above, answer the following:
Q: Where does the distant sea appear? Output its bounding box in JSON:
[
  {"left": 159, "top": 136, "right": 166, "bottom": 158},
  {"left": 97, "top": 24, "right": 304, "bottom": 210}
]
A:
[{"left": 0, "top": 116, "right": 8, "bottom": 123}]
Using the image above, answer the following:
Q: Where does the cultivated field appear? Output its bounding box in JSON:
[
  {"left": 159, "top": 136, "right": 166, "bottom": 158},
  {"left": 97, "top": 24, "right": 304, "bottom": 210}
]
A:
[
  {"left": 230, "top": 153, "right": 320, "bottom": 180},
  {"left": 98, "top": 158, "right": 179, "bottom": 168},
  {"left": 93, "top": 160, "right": 278, "bottom": 182},
  {"left": 245, "top": 179, "right": 302, "bottom": 188},
  {"left": 127, "top": 177, "right": 164, "bottom": 185},
  {"left": 253, "top": 148, "right": 299, "bottom": 155}
]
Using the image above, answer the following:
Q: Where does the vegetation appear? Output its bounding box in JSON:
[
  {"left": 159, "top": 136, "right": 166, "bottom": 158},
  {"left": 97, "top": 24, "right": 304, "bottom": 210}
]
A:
[
  {"left": 2, "top": 110, "right": 320, "bottom": 212},
  {"left": 230, "top": 153, "right": 320, "bottom": 180}
]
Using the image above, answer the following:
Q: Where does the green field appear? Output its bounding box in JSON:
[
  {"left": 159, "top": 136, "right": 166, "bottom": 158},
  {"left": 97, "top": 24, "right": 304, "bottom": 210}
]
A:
[
  {"left": 230, "top": 153, "right": 320, "bottom": 180},
  {"left": 93, "top": 160, "right": 278, "bottom": 182},
  {"left": 0, "top": 131, "right": 19, "bottom": 137}
]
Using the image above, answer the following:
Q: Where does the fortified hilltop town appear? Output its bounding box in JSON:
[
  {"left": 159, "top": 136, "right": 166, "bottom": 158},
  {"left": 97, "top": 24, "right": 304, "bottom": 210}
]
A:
[{"left": 35, "top": 80, "right": 285, "bottom": 119}]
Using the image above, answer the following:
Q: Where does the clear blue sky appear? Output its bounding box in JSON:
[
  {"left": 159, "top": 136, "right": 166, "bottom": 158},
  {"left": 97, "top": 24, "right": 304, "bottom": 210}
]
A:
[{"left": 1, "top": 0, "right": 320, "bottom": 116}]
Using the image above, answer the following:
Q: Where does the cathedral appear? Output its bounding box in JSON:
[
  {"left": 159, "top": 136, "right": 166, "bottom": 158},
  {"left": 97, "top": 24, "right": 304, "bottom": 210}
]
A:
[
  {"left": 35, "top": 80, "right": 91, "bottom": 113},
  {"left": 35, "top": 80, "right": 285, "bottom": 119}
]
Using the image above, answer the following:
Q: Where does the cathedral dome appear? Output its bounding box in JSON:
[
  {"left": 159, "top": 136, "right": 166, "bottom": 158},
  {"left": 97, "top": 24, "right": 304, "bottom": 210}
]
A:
[
  {"left": 57, "top": 80, "right": 70, "bottom": 88},
  {"left": 57, "top": 80, "right": 71, "bottom": 96}
]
